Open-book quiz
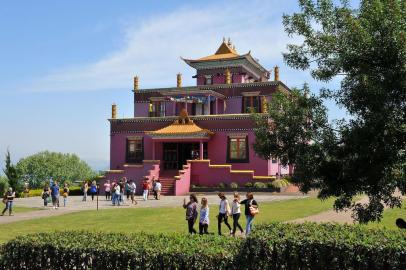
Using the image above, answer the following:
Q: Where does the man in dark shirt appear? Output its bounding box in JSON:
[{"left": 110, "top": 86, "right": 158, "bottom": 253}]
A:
[
  {"left": 1, "top": 187, "right": 15, "bottom": 216},
  {"left": 51, "top": 181, "right": 60, "bottom": 209}
]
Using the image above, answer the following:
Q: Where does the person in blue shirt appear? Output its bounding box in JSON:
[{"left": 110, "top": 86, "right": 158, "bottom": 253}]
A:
[
  {"left": 199, "top": 197, "right": 210, "bottom": 235},
  {"left": 50, "top": 181, "right": 60, "bottom": 209},
  {"left": 89, "top": 181, "right": 98, "bottom": 201}
]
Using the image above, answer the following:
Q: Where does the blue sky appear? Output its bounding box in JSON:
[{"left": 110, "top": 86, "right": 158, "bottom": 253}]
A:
[{"left": 0, "top": 0, "right": 351, "bottom": 170}]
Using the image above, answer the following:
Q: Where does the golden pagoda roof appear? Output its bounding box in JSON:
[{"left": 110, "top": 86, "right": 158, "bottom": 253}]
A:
[
  {"left": 183, "top": 38, "right": 245, "bottom": 62},
  {"left": 147, "top": 109, "right": 214, "bottom": 138}
]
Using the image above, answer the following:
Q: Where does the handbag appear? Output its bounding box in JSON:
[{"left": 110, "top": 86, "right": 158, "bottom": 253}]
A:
[
  {"left": 2, "top": 198, "right": 6, "bottom": 204},
  {"left": 249, "top": 204, "right": 259, "bottom": 216}
]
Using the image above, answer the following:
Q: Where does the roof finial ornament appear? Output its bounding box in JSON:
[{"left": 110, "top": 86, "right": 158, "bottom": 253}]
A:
[
  {"left": 223, "top": 37, "right": 226, "bottom": 43},
  {"left": 227, "top": 37, "right": 232, "bottom": 46}
]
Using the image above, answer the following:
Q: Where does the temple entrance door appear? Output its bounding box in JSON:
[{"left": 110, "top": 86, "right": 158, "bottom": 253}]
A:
[{"left": 163, "top": 142, "right": 208, "bottom": 170}]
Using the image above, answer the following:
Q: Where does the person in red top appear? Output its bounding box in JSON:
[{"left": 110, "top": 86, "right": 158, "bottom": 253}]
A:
[{"left": 142, "top": 180, "right": 149, "bottom": 201}]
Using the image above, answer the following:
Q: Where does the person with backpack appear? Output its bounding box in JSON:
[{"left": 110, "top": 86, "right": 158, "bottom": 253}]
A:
[
  {"left": 89, "top": 181, "right": 97, "bottom": 201},
  {"left": 183, "top": 194, "right": 198, "bottom": 234},
  {"left": 82, "top": 181, "right": 89, "bottom": 202},
  {"left": 217, "top": 193, "right": 232, "bottom": 236},
  {"left": 231, "top": 192, "right": 244, "bottom": 236},
  {"left": 154, "top": 180, "right": 162, "bottom": 200},
  {"left": 240, "top": 192, "right": 259, "bottom": 235},
  {"left": 142, "top": 180, "right": 149, "bottom": 201},
  {"left": 62, "top": 183, "right": 70, "bottom": 207},
  {"left": 199, "top": 197, "right": 210, "bottom": 235},
  {"left": 50, "top": 181, "right": 60, "bottom": 210},
  {"left": 1, "top": 187, "right": 15, "bottom": 216},
  {"left": 41, "top": 185, "right": 50, "bottom": 208}
]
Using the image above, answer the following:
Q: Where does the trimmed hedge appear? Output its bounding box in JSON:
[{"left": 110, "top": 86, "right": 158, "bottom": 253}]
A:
[
  {"left": 18, "top": 186, "right": 83, "bottom": 198},
  {"left": 1, "top": 223, "right": 405, "bottom": 269},
  {"left": 1, "top": 231, "right": 241, "bottom": 270},
  {"left": 239, "top": 223, "right": 406, "bottom": 270}
]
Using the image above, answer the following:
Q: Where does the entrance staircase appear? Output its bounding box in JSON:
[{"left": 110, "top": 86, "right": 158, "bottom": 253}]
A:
[{"left": 159, "top": 170, "right": 177, "bottom": 195}]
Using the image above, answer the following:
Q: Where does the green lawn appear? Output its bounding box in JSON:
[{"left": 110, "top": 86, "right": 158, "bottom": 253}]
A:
[
  {"left": 1, "top": 206, "right": 41, "bottom": 214},
  {"left": 0, "top": 197, "right": 336, "bottom": 243},
  {"left": 366, "top": 207, "right": 406, "bottom": 230}
]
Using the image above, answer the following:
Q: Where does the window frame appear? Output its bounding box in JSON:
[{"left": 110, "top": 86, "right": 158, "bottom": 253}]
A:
[
  {"left": 149, "top": 101, "right": 166, "bottom": 117},
  {"left": 126, "top": 137, "right": 144, "bottom": 164},
  {"left": 226, "top": 135, "right": 249, "bottom": 163},
  {"left": 242, "top": 96, "right": 261, "bottom": 113}
]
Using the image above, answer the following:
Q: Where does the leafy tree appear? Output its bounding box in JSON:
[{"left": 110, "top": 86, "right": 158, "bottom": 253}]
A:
[
  {"left": 254, "top": 0, "right": 406, "bottom": 223},
  {"left": 0, "top": 176, "right": 10, "bottom": 195},
  {"left": 3, "top": 149, "right": 20, "bottom": 192},
  {"left": 16, "top": 151, "right": 97, "bottom": 188}
]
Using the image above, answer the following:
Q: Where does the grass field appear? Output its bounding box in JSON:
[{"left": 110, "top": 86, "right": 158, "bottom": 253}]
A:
[
  {"left": 366, "top": 207, "right": 406, "bottom": 230},
  {"left": 0, "top": 197, "right": 336, "bottom": 243},
  {"left": 0, "top": 206, "right": 41, "bottom": 214}
]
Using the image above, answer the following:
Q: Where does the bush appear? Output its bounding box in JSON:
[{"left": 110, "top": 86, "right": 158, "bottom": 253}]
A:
[
  {"left": 0, "top": 176, "right": 9, "bottom": 195},
  {"left": 281, "top": 178, "right": 290, "bottom": 186},
  {"left": 2, "top": 224, "right": 405, "bottom": 269},
  {"left": 244, "top": 181, "right": 253, "bottom": 188},
  {"left": 271, "top": 179, "right": 288, "bottom": 189},
  {"left": 17, "top": 186, "right": 83, "bottom": 198},
  {"left": 266, "top": 181, "right": 280, "bottom": 192},
  {"left": 238, "top": 223, "right": 406, "bottom": 270},
  {"left": 1, "top": 231, "right": 241, "bottom": 269},
  {"left": 229, "top": 182, "right": 238, "bottom": 189},
  {"left": 218, "top": 182, "right": 227, "bottom": 188},
  {"left": 253, "top": 182, "right": 266, "bottom": 189}
]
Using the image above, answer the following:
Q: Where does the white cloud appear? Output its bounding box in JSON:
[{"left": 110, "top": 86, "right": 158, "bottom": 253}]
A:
[{"left": 24, "top": 0, "right": 302, "bottom": 92}]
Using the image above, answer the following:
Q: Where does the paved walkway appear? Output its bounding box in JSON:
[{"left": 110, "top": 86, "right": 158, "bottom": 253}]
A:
[{"left": 0, "top": 193, "right": 307, "bottom": 225}]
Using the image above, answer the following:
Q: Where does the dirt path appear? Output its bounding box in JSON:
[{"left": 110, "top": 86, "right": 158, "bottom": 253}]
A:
[{"left": 290, "top": 196, "right": 369, "bottom": 224}]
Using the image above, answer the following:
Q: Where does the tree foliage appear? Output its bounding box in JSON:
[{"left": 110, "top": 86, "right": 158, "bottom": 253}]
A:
[
  {"left": 3, "top": 149, "right": 20, "bottom": 192},
  {"left": 16, "top": 151, "right": 96, "bottom": 188},
  {"left": 254, "top": 0, "right": 406, "bottom": 223}
]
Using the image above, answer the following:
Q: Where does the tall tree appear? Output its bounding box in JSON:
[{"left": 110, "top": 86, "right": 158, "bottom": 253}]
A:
[
  {"left": 254, "top": 0, "right": 406, "bottom": 223},
  {"left": 3, "top": 149, "right": 20, "bottom": 192},
  {"left": 16, "top": 151, "right": 97, "bottom": 188}
]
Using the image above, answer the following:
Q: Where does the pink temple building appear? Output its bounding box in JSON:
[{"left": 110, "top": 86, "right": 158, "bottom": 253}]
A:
[{"left": 103, "top": 39, "right": 293, "bottom": 195}]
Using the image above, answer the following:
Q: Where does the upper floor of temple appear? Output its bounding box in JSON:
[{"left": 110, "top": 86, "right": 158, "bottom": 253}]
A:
[{"left": 128, "top": 39, "right": 290, "bottom": 118}]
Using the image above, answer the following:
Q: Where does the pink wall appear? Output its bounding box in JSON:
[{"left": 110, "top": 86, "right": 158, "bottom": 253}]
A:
[
  {"left": 134, "top": 103, "right": 149, "bottom": 117},
  {"left": 213, "top": 75, "right": 225, "bottom": 84},
  {"left": 224, "top": 97, "right": 242, "bottom": 114},
  {"left": 174, "top": 163, "right": 191, "bottom": 195},
  {"left": 196, "top": 76, "right": 204, "bottom": 85}
]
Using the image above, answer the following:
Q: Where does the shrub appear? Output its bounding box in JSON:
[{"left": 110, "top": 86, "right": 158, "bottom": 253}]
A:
[
  {"left": 17, "top": 186, "right": 83, "bottom": 198},
  {"left": 229, "top": 182, "right": 238, "bottom": 189},
  {"left": 244, "top": 181, "right": 253, "bottom": 188},
  {"left": 1, "top": 231, "right": 241, "bottom": 269},
  {"left": 271, "top": 179, "right": 288, "bottom": 189},
  {"left": 281, "top": 178, "right": 290, "bottom": 186},
  {"left": 253, "top": 182, "right": 266, "bottom": 189},
  {"left": 266, "top": 181, "right": 280, "bottom": 192},
  {"left": 218, "top": 182, "right": 227, "bottom": 188},
  {"left": 237, "top": 222, "right": 406, "bottom": 270}
]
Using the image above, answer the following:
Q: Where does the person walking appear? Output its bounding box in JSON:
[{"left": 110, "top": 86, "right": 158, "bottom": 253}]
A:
[
  {"left": 62, "top": 183, "right": 70, "bottom": 207},
  {"left": 240, "top": 192, "right": 259, "bottom": 235},
  {"left": 183, "top": 194, "right": 198, "bottom": 234},
  {"left": 50, "top": 181, "right": 60, "bottom": 210},
  {"left": 89, "top": 181, "right": 97, "bottom": 201},
  {"left": 125, "top": 180, "right": 131, "bottom": 200},
  {"left": 115, "top": 183, "right": 121, "bottom": 206},
  {"left": 82, "top": 181, "right": 89, "bottom": 202},
  {"left": 217, "top": 193, "right": 232, "bottom": 236},
  {"left": 111, "top": 182, "right": 117, "bottom": 205},
  {"left": 104, "top": 180, "right": 111, "bottom": 201},
  {"left": 41, "top": 185, "right": 50, "bottom": 208},
  {"left": 231, "top": 192, "right": 244, "bottom": 236},
  {"left": 1, "top": 187, "right": 15, "bottom": 216},
  {"left": 154, "top": 180, "right": 162, "bottom": 200},
  {"left": 129, "top": 180, "right": 137, "bottom": 205},
  {"left": 142, "top": 180, "right": 149, "bottom": 201},
  {"left": 199, "top": 197, "right": 210, "bottom": 235}
]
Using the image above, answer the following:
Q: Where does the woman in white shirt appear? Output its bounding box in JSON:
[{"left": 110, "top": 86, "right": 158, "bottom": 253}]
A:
[
  {"left": 217, "top": 192, "right": 232, "bottom": 235},
  {"left": 231, "top": 192, "right": 244, "bottom": 236}
]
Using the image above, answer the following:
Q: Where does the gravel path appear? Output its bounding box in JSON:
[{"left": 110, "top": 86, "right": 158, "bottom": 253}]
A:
[{"left": 0, "top": 193, "right": 307, "bottom": 225}]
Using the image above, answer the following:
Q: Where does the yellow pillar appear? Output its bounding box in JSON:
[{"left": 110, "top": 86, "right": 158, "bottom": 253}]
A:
[
  {"left": 274, "top": 66, "right": 280, "bottom": 81},
  {"left": 111, "top": 104, "right": 117, "bottom": 119},
  {"left": 133, "top": 76, "right": 139, "bottom": 91},
  {"left": 225, "top": 69, "right": 231, "bottom": 84},
  {"left": 177, "top": 73, "right": 182, "bottom": 88}
]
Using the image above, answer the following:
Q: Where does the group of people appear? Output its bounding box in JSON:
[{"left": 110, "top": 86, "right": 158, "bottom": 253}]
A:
[
  {"left": 182, "top": 192, "right": 259, "bottom": 236},
  {"left": 42, "top": 181, "right": 70, "bottom": 209},
  {"left": 103, "top": 178, "right": 138, "bottom": 206}
]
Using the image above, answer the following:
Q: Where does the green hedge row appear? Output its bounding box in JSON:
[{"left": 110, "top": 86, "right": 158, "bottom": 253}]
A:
[
  {"left": 1, "top": 223, "right": 405, "bottom": 269},
  {"left": 18, "top": 186, "right": 83, "bottom": 198}
]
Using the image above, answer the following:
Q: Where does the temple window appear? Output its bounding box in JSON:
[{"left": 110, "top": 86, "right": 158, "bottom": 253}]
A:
[
  {"left": 149, "top": 101, "right": 165, "bottom": 117},
  {"left": 242, "top": 96, "right": 260, "bottom": 113},
  {"left": 126, "top": 137, "right": 143, "bottom": 163},
  {"left": 204, "top": 75, "right": 212, "bottom": 85},
  {"left": 227, "top": 135, "right": 249, "bottom": 163}
]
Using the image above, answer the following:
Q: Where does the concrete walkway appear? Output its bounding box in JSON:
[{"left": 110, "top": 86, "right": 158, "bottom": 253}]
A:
[{"left": 0, "top": 193, "right": 307, "bottom": 225}]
